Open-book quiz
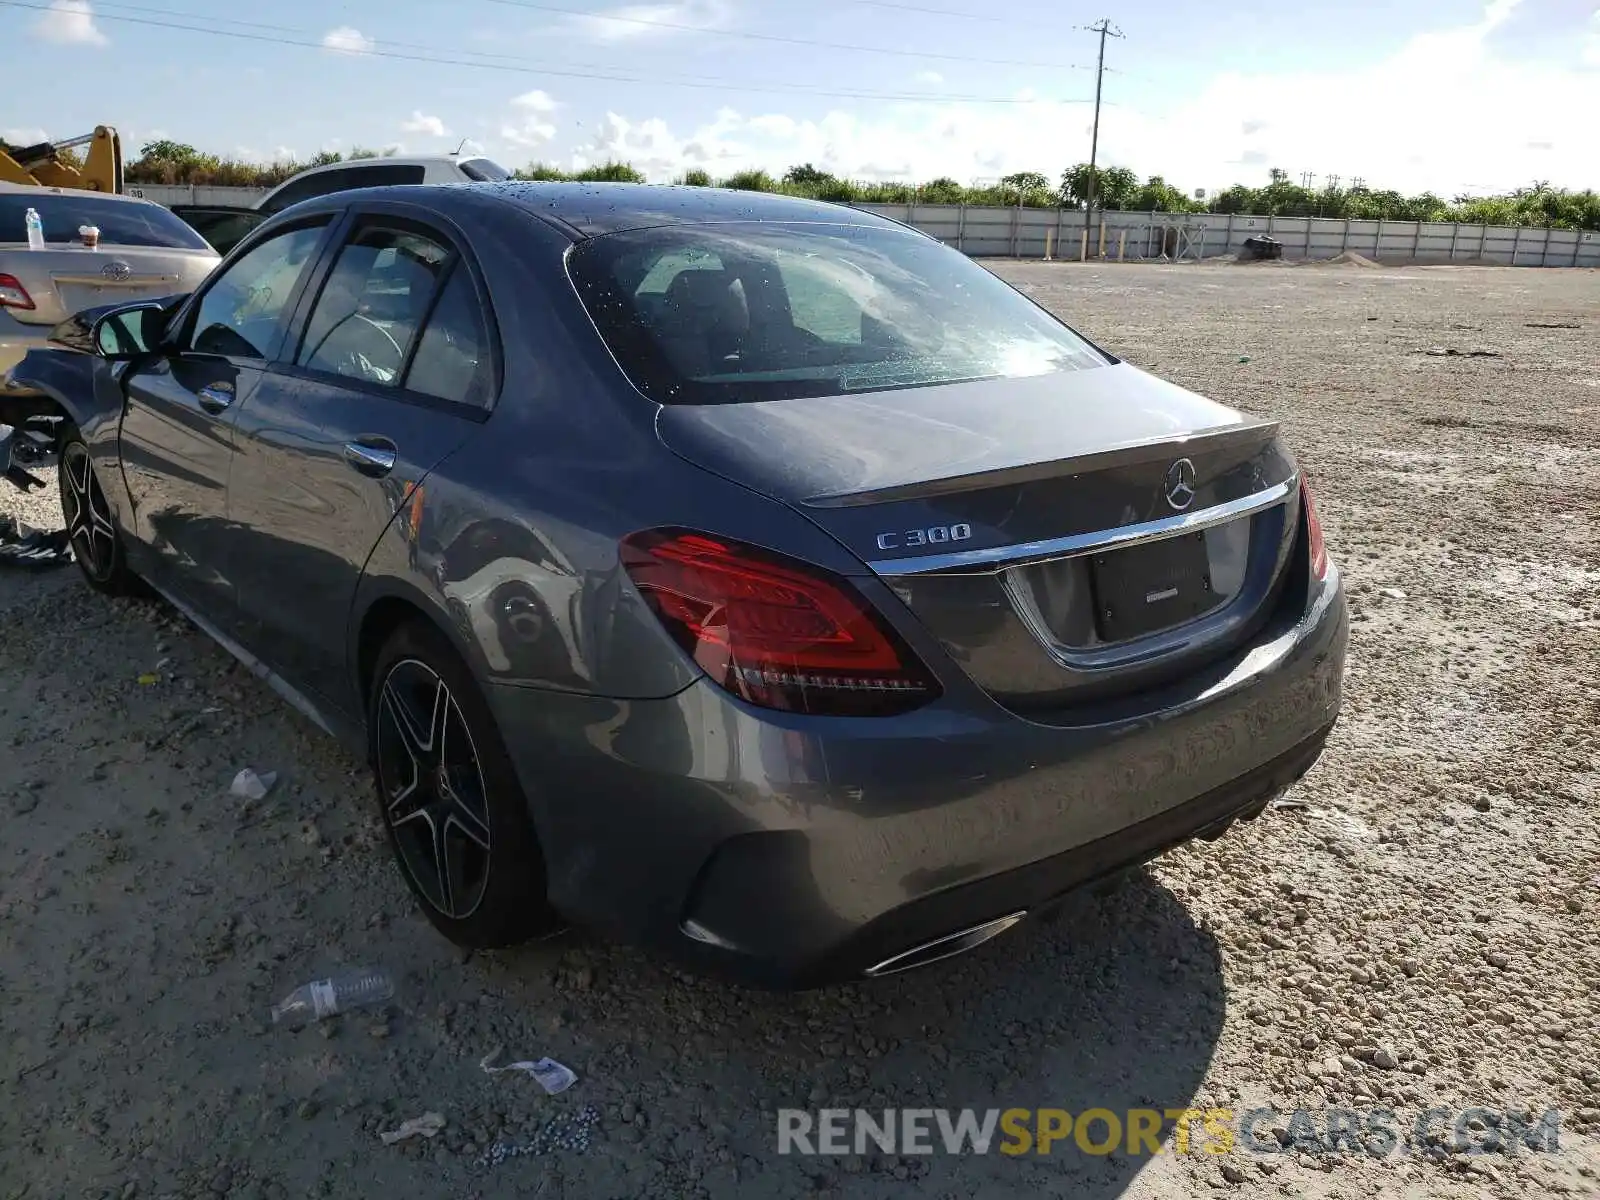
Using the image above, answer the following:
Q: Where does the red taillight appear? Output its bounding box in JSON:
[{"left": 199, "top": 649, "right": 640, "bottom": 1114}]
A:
[
  {"left": 0, "top": 274, "right": 35, "bottom": 310},
  {"left": 620, "top": 529, "right": 941, "bottom": 716},
  {"left": 1301, "top": 478, "right": 1328, "bottom": 580}
]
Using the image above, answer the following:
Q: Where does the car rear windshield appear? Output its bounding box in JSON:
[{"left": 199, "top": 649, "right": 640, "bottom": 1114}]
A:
[
  {"left": 0, "top": 194, "right": 213, "bottom": 251},
  {"left": 567, "top": 221, "right": 1107, "bottom": 405},
  {"left": 458, "top": 158, "right": 511, "bottom": 182}
]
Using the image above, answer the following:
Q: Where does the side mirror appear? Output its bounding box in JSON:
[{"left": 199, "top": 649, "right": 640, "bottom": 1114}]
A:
[{"left": 91, "top": 303, "right": 169, "bottom": 361}]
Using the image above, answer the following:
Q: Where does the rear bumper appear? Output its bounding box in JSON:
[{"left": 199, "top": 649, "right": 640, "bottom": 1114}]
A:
[{"left": 487, "top": 566, "right": 1346, "bottom": 988}]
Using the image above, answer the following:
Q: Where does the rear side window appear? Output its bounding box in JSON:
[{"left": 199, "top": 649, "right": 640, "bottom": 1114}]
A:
[
  {"left": 0, "top": 195, "right": 212, "bottom": 251},
  {"left": 567, "top": 222, "right": 1106, "bottom": 405},
  {"left": 403, "top": 267, "right": 493, "bottom": 406},
  {"left": 297, "top": 225, "right": 452, "bottom": 385},
  {"left": 260, "top": 164, "right": 427, "bottom": 215}
]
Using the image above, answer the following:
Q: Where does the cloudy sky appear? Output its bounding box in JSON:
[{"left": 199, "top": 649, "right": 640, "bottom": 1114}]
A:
[{"left": 5, "top": 0, "right": 1597, "bottom": 196}]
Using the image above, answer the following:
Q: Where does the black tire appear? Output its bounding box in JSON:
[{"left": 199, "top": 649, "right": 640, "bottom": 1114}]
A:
[
  {"left": 367, "top": 619, "right": 561, "bottom": 948},
  {"left": 57, "top": 430, "right": 142, "bottom": 596}
]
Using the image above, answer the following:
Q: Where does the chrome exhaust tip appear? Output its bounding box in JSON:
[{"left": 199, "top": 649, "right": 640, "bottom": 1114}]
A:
[{"left": 863, "top": 911, "right": 1028, "bottom": 978}]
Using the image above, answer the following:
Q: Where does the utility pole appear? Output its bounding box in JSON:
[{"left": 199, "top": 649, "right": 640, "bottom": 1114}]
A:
[{"left": 1083, "top": 18, "right": 1123, "bottom": 260}]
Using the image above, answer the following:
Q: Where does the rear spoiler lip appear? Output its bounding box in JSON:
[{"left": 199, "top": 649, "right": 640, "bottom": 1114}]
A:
[
  {"left": 866, "top": 475, "right": 1297, "bottom": 577},
  {"left": 802, "top": 417, "right": 1281, "bottom": 509}
]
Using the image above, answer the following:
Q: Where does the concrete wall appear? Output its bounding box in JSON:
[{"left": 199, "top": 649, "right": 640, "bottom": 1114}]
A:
[
  {"left": 132, "top": 183, "right": 1600, "bottom": 268},
  {"left": 852, "top": 204, "right": 1600, "bottom": 268}
]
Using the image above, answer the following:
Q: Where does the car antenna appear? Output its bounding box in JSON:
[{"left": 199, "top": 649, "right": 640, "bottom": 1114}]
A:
[{"left": 452, "top": 138, "right": 469, "bottom": 156}]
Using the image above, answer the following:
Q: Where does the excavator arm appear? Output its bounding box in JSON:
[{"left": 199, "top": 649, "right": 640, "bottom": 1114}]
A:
[{"left": 0, "top": 126, "right": 123, "bottom": 193}]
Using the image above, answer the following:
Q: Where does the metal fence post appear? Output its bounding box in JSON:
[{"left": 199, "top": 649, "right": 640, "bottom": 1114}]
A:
[
  {"left": 1341, "top": 218, "right": 1350, "bottom": 252},
  {"left": 1375, "top": 218, "right": 1383, "bottom": 259},
  {"left": 1575, "top": 234, "right": 1585, "bottom": 268},
  {"left": 956, "top": 204, "right": 966, "bottom": 254},
  {"left": 1011, "top": 201, "right": 1021, "bottom": 259},
  {"left": 1479, "top": 225, "right": 1488, "bottom": 261},
  {"left": 1054, "top": 206, "right": 1064, "bottom": 262},
  {"left": 1226, "top": 212, "right": 1235, "bottom": 251},
  {"left": 1511, "top": 225, "right": 1523, "bottom": 266},
  {"left": 1411, "top": 220, "right": 1422, "bottom": 260},
  {"left": 1449, "top": 221, "right": 1460, "bottom": 261},
  {"left": 1539, "top": 226, "right": 1550, "bottom": 268}
]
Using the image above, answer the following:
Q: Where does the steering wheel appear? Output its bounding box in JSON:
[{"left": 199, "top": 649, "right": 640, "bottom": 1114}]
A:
[{"left": 307, "top": 311, "right": 406, "bottom": 384}]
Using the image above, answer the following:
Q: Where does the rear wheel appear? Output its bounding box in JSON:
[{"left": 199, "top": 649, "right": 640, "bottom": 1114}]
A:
[
  {"left": 58, "top": 432, "right": 141, "bottom": 595},
  {"left": 368, "top": 620, "right": 561, "bottom": 948}
]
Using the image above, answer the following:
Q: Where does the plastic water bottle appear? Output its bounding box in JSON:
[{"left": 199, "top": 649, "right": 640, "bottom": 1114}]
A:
[
  {"left": 271, "top": 969, "right": 393, "bottom": 1028},
  {"left": 24, "top": 207, "right": 45, "bottom": 250}
]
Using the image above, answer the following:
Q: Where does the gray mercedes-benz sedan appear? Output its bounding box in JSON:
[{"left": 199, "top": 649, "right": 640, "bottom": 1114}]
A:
[{"left": 8, "top": 183, "right": 1346, "bottom": 987}]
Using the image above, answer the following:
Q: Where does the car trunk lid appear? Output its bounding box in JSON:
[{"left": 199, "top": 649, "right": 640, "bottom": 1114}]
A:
[
  {"left": 656, "top": 363, "right": 1303, "bottom": 711},
  {"left": 0, "top": 245, "right": 213, "bottom": 327}
]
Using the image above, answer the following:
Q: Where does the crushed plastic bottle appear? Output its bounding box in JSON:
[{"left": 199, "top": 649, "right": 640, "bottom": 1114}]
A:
[
  {"left": 25, "top": 208, "right": 46, "bottom": 251},
  {"left": 271, "top": 969, "right": 393, "bottom": 1028}
]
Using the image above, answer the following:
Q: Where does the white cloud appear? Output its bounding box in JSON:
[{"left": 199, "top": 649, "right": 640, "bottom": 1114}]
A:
[
  {"left": 321, "top": 26, "right": 374, "bottom": 55},
  {"left": 567, "top": 0, "right": 1596, "bottom": 197},
  {"left": 32, "top": 0, "right": 108, "bottom": 46},
  {"left": 2, "top": 128, "right": 49, "bottom": 147},
  {"left": 914, "top": 70, "right": 944, "bottom": 85},
  {"left": 501, "top": 90, "right": 560, "bottom": 149},
  {"left": 401, "top": 111, "right": 450, "bottom": 138},
  {"left": 233, "top": 145, "right": 299, "bottom": 165},
  {"left": 574, "top": 0, "right": 733, "bottom": 41}
]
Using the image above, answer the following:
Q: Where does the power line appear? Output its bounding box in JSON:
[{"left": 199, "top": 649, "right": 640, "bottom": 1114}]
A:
[
  {"left": 0, "top": 0, "right": 1090, "bottom": 105},
  {"left": 482, "top": 0, "right": 1102, "bottom": 69},
  {"left": 1082, "top": 18, "right": 1123, "bottom": 258},
  {"left": 85, "top": 0, "right": 936, "bottom": 88},
  {"left": 845, "top": 0, "right": 1011, "bottom": 22}
]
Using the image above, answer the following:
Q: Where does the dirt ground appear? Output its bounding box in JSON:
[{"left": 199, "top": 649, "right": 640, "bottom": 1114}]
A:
[{"left": 2, "top": 262, "right": 1597, "bottom": 1200}]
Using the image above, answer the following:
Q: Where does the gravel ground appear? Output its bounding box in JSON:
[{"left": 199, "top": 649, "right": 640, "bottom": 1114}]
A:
[{"left": 2, "top": 261, "right": 1598, "bottom": 1200}]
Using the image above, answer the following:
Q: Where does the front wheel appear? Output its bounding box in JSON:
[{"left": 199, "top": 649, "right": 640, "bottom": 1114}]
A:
[
  {"left": 368, "top": 620, "right": 562, "bottom": 948},
  {"left": 58, "top": 433, "right": 141, "bottom": 595}
]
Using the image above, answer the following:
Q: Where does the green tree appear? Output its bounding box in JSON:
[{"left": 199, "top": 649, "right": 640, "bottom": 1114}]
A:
[
  {"left": 514, "top": 161, "right": 568, "bottom": 181},
  {"left": 784, "top": 162, "right": 834, "bottom": 187},
  {"left": 1000, "top": 171, "right": 1052, "bottom": 205},
  {"left": 573, "top": 160, "right": 645, "bottom": 182},
  {"left": 679, "top": 167, "right": 712, "bottom": 186},
  {"left": 723, "top": 168, "right": 778, "bottom": 192}
]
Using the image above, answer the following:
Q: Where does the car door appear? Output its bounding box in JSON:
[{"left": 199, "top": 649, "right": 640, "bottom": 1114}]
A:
[
  {"left": 117, "top": 218, "right": 335, "bottom": 616},
  {"left": 227, "top": 209, "right": 497, "bottom": 713}
]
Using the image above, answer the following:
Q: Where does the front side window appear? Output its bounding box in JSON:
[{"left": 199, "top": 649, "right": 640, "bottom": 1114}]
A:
[
  {"left": 187, "top": 223, "right": 328, "bottom": 359},
  {"left": 567, "top": 221, "right": 1108, "bottom": 405},
  {"left": 0, "top": 195, "right": 212, "bottom": 251},
  {"left": 297, "top": 225, "right": 452, "bottom": 385}
]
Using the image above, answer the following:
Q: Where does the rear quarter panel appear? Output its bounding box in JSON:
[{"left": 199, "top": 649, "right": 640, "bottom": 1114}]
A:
[{"left": 344, "top": 197, "right": 875, "bottom": 708}]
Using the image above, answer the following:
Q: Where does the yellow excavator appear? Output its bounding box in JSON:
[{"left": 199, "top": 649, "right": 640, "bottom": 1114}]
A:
[{"left": 0, "top": 126, "right": 123, "bottom": 193}]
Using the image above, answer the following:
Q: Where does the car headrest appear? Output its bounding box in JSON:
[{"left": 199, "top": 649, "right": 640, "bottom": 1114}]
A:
[{"left": 663, "top": 269, "right": 749, "bottom": 334}]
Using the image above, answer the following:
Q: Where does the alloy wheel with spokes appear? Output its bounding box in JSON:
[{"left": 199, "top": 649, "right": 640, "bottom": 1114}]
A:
[
  {"left": 374, "top": 658, "right": 494, "bottom": 920},
  {"left": 56, "top": 434, "right": 140, "bottom": 595},
  {"left": 60, "top": 441, "right": 119, "bottom": 582}
]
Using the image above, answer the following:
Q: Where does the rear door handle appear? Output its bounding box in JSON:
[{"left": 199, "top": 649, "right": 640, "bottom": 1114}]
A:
[
  {"left": 344, "top": 439, "right": 398, "bottom": 478},
  {"left": 196, "top": 383, "right": 234, "bottom": 414}
]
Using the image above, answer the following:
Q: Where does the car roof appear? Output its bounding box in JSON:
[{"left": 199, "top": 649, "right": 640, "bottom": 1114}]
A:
[
  {"left": 0, "top": 182, "right": 165, "bottom": 207},
  {"left": 278, "top": 180, "right": 904, "bottom": 239}
]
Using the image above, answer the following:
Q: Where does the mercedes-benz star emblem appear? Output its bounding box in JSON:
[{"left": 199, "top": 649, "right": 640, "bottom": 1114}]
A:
[
  {"left": 1164, "top": 458, "right": 1197, "bottom": 511},
  {"left": 101, "top": 260, "right": 132, "bottom": 282}
]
